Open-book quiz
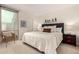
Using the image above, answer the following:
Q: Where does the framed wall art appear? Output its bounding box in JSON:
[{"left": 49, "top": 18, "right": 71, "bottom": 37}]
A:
[{"left": 20, "top": 20, "right": 26, "bottom": 27}]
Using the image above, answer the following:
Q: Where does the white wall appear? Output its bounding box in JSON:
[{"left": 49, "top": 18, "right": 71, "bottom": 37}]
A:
[{"left": 19, "top": 11, "right": 33, "bottom": 39}]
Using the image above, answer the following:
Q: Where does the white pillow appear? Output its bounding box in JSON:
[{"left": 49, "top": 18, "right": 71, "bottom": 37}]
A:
[
  {"left": 51, "top": 26, "right": 56, "bottom": 32},
  {"left": 37, "top": 26, "right": 43, "bottom": 32},
  {"left": 56, "top": 27, "right": 62, "bottom": 33},
  {"left": 43, "top": 26, "right": 50, "bottom": 28}
]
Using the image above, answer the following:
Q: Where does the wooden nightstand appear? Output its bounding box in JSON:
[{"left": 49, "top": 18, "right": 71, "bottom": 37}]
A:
[{"left": 63, "top": 34, "right": 76, "bottom": 46}]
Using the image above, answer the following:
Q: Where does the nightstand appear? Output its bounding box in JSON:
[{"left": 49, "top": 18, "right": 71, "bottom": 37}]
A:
[{"left": 63, "top": 34, "right": 76, "bottom": 46}]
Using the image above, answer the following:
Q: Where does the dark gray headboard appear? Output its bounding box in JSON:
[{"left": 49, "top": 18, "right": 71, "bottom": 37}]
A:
[{"left": 42, "top": 23, "right": 64, "bottom": 34}]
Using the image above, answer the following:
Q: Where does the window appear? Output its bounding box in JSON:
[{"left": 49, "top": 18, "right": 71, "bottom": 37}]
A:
[{"left": 1, "top": 9, "right": 18, "bottom": 31}]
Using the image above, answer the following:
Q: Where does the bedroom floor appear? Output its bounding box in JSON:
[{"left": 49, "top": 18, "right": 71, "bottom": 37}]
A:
[
  {"left": 0, "top": 40, "right": 79, "bottom": 54},
  {"left": 57, "top": 44, "right": 79, "bottom": 54}
]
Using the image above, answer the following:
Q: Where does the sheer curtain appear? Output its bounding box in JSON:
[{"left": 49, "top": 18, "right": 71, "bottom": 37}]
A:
[{"left": 0, "top": 7, "right": 19, "bottom": 40}]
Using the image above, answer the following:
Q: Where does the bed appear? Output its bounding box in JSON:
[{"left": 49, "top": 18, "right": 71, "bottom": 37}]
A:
[{"left": 22, "top": 23, "right": 64, "bottom": 54}]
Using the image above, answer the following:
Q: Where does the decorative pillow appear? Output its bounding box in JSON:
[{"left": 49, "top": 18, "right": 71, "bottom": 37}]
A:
[
  {"left": 37, "top": 25, "right": 42, "bottom": 32},
  {"left": 38, "top": 27, "right": 42, "bottom": 32},
  {"left": 42, "top": 26, "right": 56, "bottom": 32},
  {"left": 56, "top": 27, "right": 62, "bottom": 33},
  {"left": 43, "top": 28, "right": 51, "bottom": 33},
  {"left": 51, "top": 26, "right": 56, "bottom": 32}
]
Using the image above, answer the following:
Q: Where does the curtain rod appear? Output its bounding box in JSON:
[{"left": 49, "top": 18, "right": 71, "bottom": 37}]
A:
[{"left": 0, "top": 4, "right": 19, "bottom": 12}]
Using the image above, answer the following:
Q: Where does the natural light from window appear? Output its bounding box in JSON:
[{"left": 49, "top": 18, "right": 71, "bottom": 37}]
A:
[{"left": 1, "top": 9, "right": 16, "bottom": 31}]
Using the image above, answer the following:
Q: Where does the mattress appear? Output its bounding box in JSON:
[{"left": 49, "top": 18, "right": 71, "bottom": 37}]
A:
[{"left": 22, "top": 31, "right": 63, "bottom": 54}]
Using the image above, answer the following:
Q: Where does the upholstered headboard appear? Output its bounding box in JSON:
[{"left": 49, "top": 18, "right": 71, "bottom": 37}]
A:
[{"left": 42, "top": 23, "right": 64, "bottom": 34}]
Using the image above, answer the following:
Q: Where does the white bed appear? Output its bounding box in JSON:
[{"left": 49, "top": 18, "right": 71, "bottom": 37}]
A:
[{"left": 22, "top": 31, "right": 63, "bottom": 54}]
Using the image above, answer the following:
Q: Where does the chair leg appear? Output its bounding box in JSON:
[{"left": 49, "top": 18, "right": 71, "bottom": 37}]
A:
[
  {"left": 14, "top": 36, "right": 16, "bottom": 44},
  {"left": 5, "top": 38, "right": 7, "bottom": 48},
  {"left": 0, "top": 41, "right": 2, "bottom": 48},
  {"left": 6, "top": 43, "right": 7, "bottom": 48}
]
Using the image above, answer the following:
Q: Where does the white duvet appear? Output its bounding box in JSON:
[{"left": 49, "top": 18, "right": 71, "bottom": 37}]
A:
[{"left": 22, "top": 31, "right": 63, "bottom": 54}]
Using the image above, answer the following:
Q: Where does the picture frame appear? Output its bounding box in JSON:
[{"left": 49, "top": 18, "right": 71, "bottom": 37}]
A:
[{"left": 20, "top": 20, "right": 26, "bottom": 27}]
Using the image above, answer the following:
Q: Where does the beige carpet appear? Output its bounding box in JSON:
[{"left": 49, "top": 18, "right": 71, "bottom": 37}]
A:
[
  {"left": 0, "top": 40, "right": 79, "bottom": 54},
  {"left": 57, "top": 43, "right": 79, "bottom": 54},
  {"left": 0, "top": 40, "right": 41, "bottom": 54}
]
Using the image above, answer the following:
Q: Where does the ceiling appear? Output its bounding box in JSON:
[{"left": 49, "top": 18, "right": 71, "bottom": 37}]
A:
[
  {"left": 3, "top": 4, "right": 78, "bottom": 14},
  {"left": 1, "top": 4, "right": 79, "bottom": 20}
]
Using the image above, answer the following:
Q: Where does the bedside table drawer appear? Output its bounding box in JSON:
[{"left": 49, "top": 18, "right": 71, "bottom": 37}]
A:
[
  {"left": 66, "top": 39, "right": 75, "bottom": 43},
  {"left": 63, "top": 34, "right": 76, "bottom": 46},
  {"left": 67, "top": 39, "right": 72, "bottom": 42},
  {"left": 64, "top": 37, "right": 76, "bottom": 40}
]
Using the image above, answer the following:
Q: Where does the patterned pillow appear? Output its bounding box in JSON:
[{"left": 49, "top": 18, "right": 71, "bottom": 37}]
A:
[{"left": 43, "top": 28, "right": 51, "bottom": 33}]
